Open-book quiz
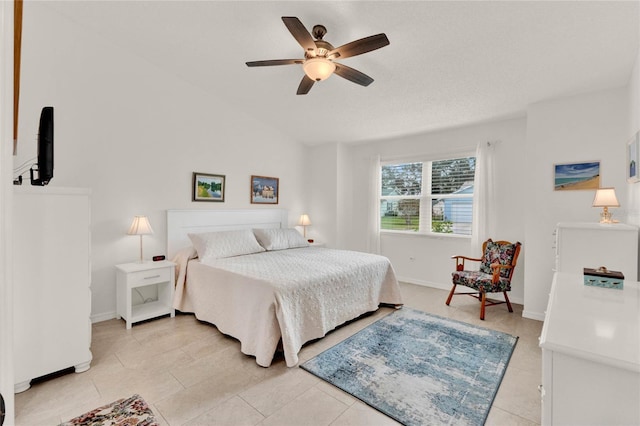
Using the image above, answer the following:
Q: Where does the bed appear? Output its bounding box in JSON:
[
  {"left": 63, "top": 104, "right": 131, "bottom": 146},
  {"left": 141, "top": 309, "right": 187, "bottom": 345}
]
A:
[{"left": 167, "top": 209, "right": 403, "bottom": 367}]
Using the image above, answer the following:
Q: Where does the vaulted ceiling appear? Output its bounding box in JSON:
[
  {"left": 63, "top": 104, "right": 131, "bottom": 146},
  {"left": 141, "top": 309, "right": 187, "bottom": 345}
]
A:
[{"left": 42, "top": 1, "right": 639, "bottom": 145}]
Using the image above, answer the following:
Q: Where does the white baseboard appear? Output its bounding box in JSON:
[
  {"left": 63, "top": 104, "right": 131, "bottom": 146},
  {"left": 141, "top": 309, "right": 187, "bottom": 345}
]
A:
[
  {"left": 522, "top": 310, "right": 545, "bottom": 321},
  {"left": 91, "top": 311, "right": 117, "bottom": 324},
  {"left": 398, "top": 276, "right": 525, "bottom": 306},
  {"left": 397, "top": 276, "right": 451, "bottom": 291}
]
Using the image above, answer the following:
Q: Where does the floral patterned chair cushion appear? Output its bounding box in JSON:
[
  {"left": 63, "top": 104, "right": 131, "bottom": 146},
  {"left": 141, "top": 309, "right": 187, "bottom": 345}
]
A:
[
  {"left": 452, "top": 270, "right": 511, "bottom": 293},
  {"left": 478, "top": 240, "right": 519, "bottom": 279}
]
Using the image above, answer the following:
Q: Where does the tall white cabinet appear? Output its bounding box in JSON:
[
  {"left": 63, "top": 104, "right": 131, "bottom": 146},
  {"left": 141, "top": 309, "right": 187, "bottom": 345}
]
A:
[
  {"left": 13, "top": 187, "right": 92, "bottom": 393},
  {"left": 554, "top": 222, "right": 638, "bottom": 280}
]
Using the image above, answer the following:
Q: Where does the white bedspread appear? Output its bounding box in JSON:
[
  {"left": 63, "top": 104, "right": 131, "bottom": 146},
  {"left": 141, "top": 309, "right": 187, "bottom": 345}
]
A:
[{"left": 173, "top": 247, "right": 402, "bottom": 367}]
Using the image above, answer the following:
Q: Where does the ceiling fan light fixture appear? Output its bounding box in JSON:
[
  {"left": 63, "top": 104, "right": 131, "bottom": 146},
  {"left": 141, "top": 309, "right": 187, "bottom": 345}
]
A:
[{"left": 303, "top": 57, "right": 336, "bottom": 81}]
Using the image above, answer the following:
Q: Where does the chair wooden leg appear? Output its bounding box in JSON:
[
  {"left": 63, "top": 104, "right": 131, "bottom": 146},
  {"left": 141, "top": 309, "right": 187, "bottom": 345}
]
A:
[
  {"left": 504, "top": 291, "right": 513, "bottom": 313},
  {"left": 446, "top": 284, "right": 457, "bottom": 305},
  {"left": 480, "top": 292, "right": 486, "bottom": 320}
]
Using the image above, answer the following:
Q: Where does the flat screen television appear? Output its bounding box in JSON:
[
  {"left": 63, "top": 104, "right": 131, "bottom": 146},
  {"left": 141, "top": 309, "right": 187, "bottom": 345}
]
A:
[{"left": 30, "top": 106, "right": 54, "bottom": 186}]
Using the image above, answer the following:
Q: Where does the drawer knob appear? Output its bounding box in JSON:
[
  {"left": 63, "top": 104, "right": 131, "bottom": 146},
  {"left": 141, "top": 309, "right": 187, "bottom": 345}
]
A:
[{"left": 144, "top": 275, "right": 161, "bottom": 280}]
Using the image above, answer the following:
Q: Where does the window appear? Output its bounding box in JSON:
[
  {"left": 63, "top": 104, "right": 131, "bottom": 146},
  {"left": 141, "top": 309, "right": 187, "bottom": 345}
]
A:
[{"left": 380, "top": 156, "right": 476, "bottom": 235}]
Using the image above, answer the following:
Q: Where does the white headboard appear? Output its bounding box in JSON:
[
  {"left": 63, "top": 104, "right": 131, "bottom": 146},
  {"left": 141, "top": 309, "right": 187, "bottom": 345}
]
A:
[{"left": 166, "top": 209, "right": 288, "bottom": 260}]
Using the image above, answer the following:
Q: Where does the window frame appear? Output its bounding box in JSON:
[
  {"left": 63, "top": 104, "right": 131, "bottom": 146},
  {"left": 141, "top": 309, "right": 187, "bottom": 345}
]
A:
[{"left": 379, "top": 152, "right": 476, "bottom": 238}]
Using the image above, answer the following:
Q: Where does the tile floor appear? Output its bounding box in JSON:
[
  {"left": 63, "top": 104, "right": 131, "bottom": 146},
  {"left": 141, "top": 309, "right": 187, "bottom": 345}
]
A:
[{"left": 15, "top": 283, "right": 543, "bottom": 425}]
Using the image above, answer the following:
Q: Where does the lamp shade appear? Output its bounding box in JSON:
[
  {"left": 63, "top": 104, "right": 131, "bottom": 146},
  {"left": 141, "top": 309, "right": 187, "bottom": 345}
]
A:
[
  {"left": 298, "top": 214, "right": 312, "bottom": 226},
  {"left": 302, "top": 58, "right": 336, "bottom": 81},
  {"left": 127, "top": 216, "right": 154, "bottom": 235},
  {"left": 592, "top": 188, "right": 620, "bottom": 207}
]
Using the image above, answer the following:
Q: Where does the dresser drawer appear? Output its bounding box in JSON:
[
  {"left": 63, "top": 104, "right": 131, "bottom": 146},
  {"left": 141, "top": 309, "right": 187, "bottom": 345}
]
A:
[{"left": 126, "top": 267, "right": 171, "bottom": 287}]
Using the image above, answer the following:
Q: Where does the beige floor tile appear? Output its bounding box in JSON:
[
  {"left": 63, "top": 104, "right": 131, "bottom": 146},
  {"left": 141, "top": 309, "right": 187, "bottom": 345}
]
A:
[
  {"left": 313, "top": 381, "right": 357, "bottom": 407},
  {"left": 185, "top": 396, "right": 265, "bottom": 426},
  {"left": 261, "top": 386, "right": 349, "bottom": 426},
  {"left": 179, "top": 331, "right": 237, "bottom": 360},
  {"left": 91, "top": 367, "right": 184, "bottom": 405},
  {"left": 149, "top": 402, "right": 171, "bottom": 426},
  {"left": 330, "top": 401, "right": 401, "bottom": 426},
  {"left": 170, "top": 344, "right": 262, "bottom": 388},
  {"left": 492, "top": 365, "right": 542, "bottom": 424},
  {"left": 116, "top": 346, "right": 194, "bottom": 372},
  {"left": 486, "top": 406, "right": 539, "bottom": 426},
  {"left": 155, "top": 368, "right": 259, "bottom": 425},
  {"left": 239, "top": 368, "right": 319, "bottom": 417},
  {"left": 15, "top": 372, "right": 100, "bottom": 426}
]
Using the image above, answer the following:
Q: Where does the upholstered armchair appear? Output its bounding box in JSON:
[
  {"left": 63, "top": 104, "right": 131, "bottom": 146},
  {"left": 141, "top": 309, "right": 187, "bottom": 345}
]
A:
[{"left": 446, "top": 239, "right": 522, "bottom": 320}]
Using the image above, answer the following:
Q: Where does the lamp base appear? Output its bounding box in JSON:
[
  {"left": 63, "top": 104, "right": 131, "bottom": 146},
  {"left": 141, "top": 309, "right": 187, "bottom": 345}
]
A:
[{"left": 599, "top": 207, "right": 613, "bottom": 224}]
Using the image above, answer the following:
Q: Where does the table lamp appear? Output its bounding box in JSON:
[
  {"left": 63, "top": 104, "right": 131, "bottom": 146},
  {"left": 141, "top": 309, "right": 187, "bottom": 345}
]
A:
[
  {"left": 128, "top": 216, "right": 154, "bottom": 262},
  {"left": 592, "top": 188, "right": 619, "bottom": 224},
  {"left": 298, "top": 214, "right": 311, "bottom": 239}
]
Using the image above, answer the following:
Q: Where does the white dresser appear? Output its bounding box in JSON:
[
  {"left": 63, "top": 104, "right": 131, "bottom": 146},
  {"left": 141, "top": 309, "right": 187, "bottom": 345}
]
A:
[
  {"left": 554, "top": 222, "right": 638, "bottom": 280},
  {"left": 13, "top": 187, "right": 92, "bottom": 393},
  {"left": 539, "top": 272, "right": 640, "bottom": 425}
]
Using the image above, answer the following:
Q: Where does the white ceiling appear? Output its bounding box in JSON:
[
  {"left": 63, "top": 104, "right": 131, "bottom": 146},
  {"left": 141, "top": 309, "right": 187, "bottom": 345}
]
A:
[{"left": 43, "top": 1, "right": 639, "bottom": 145}]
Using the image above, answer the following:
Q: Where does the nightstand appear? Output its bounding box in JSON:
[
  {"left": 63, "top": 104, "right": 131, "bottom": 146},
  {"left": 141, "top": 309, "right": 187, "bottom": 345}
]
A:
[{"left": 116, "top": 260, "right": 176, "bottom": 329}]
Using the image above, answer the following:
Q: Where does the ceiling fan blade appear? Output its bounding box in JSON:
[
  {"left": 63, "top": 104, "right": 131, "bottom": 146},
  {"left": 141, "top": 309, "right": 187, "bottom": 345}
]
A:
[
  {"left": 246, "top": 59, "right": 302, "bottom": 67},
  {"left": 282, "top": 17, "right": 316, "bottom": 53},
  {"left": 334, "top": 63, "right": 374, "bottom": 87},
  {"left": 297, "top": 75, "right": 315, "bottom": 95},
  {"left": 329, "top": 33, "right": 389, "bottom": 59}
]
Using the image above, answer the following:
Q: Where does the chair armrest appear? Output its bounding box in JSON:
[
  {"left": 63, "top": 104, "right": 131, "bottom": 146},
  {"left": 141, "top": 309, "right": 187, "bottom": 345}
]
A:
[
  {"left": 490, "top": 263, "right": 513, "bottom": 270},
  {"left": 490, "top": 263, "right": 513, "bottom": 283},
  {"left": 451, "top": 255, "right": 483, "bottom": 262},
  {"left": 451, "top": 255, "right": 483, "bottom": 271}
]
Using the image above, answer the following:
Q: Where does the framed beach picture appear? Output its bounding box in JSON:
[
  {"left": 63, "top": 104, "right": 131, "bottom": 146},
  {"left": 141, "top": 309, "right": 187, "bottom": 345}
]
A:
[
  {"left": 251, "top": 175, "right": 279, "bottom": 204},
  {"left": 192, "top": 172, "right": 225, "bottom": 202},
  {"left": 628, "top": 132, "right": 639, "bottom": 183},
  {"left": 554, "top": 161, "right": 600, "bottom": 191}
]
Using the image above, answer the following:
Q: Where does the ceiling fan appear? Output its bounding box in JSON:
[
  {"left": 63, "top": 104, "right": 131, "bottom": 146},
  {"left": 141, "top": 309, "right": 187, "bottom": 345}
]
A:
[{"left": 246, "top": 16, "right": 390, "bottom": 95}]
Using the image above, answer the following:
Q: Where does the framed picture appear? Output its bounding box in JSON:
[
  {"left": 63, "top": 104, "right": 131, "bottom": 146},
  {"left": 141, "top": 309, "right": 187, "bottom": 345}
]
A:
[
  {"left": 554, "top": 161, "right": 600, "bottom": 191},
  {"left": 628, "top": 132, "right": 639, "bottom": 183},
  {"left": 251, "top": 175, "right": 279, "bottom": 204},
  {"left": 192, "top": 172, "right": 225, "bottom": 202}
]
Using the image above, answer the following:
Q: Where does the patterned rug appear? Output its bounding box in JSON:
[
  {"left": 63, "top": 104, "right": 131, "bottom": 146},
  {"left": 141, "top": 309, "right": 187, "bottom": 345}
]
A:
[
  {"left": 301, "top": 308, "right": 518, "bottom": 426},
  {"left": 59, "top": 394, "right": 158, "bottom": 426}
]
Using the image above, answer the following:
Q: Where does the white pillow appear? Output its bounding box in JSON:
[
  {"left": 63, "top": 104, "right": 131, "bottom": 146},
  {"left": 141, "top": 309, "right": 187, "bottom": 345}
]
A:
[
  {"left": 253, "top": 228, "right": 309, "bottom": 251},
  {"left": 188, "top": 229, "right": 265, "bottom": 262}
]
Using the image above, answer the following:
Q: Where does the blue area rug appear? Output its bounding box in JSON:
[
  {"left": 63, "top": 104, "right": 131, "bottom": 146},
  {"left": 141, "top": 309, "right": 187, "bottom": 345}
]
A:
[{"left": 301, "top": 308, "right": 518, "bottom": 426}]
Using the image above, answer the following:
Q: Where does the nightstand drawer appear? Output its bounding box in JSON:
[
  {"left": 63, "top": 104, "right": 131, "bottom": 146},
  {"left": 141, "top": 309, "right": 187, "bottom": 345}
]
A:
[{"left": 127, "top": 268, "right": 171, "bottom": 287}]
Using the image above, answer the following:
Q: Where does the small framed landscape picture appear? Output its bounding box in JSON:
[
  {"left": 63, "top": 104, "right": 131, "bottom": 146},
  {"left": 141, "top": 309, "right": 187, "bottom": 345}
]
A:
[
  {"left": 628, "top": 132, "right": 639, "bottom": 183},
  {"left": 193, "top": 172, "right": 225, "bottom": 202},
  {"left": 251, "top": 175, "right": 279, "bottom": 204},
  {"left": 554, "top": 161, "right": 600, "bottom": 191}
]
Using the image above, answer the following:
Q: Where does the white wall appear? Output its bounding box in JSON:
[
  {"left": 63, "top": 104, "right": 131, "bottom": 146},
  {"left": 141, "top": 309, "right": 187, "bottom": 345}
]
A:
[
  {"left": 627, "top": 46, "right": 640, "bottom": 226},
  {"left": 339, "top": 118, "right": 528, "bottom": 304},
  {"left": 305, "top": 143, "right": 339, "bottom": 247},
  {"left": 524, "top": 87, "right": 629, "bottom": 319},
  {"left": 15, "top": 3, "right": 308, "bottom": 321},
  {"left": 305, "top": 142, "right": 357, "bottom": 249}
]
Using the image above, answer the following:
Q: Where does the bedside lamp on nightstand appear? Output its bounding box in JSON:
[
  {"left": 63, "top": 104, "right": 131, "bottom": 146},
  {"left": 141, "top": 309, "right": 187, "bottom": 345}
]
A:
[
  {"left": 298, "top": 214, "right": 312, "bottom": 240},
  {"left": 128, "top": 215, "right": 153, "bottom": 263}
]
